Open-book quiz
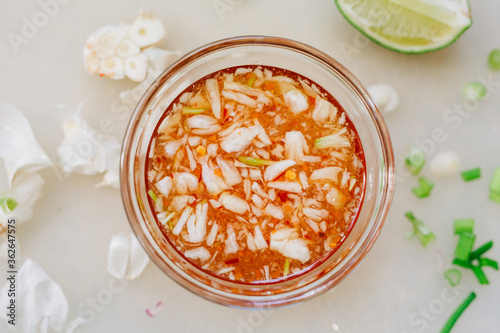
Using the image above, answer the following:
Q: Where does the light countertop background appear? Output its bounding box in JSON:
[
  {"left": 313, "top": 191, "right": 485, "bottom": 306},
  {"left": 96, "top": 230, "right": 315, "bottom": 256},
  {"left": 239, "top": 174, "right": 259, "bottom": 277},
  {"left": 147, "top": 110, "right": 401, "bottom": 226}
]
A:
[{"left": 1, "top": 0, "right": 499, "bottom": 332}]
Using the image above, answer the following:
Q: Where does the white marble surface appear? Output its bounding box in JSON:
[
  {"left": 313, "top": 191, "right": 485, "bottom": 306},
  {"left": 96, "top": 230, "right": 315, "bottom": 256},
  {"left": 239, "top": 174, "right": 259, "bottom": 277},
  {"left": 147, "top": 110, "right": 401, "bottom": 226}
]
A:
[{"left": 1, "top": 0, "right": 500, "bottom": 332}]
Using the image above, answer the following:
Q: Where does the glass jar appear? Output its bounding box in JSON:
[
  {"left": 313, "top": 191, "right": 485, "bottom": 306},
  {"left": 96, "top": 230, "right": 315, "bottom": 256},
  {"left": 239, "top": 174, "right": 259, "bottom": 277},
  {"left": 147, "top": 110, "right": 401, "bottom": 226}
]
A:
[{"left": 120, "top": 36, "right": 395, "bottom": 308}]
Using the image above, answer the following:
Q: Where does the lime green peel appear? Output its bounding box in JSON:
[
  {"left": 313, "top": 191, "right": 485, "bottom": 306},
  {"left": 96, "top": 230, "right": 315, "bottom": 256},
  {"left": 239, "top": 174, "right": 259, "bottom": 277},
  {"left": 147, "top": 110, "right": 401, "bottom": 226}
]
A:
[{"left": 334, "top": 0, "right": 472, "bottom": 54}]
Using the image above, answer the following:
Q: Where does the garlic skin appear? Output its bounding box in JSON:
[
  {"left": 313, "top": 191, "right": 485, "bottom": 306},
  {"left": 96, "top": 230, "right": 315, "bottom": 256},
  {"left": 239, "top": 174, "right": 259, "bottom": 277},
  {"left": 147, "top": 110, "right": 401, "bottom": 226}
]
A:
[
  {"left": 0, "top": 102, "right": 52, "bottom": 185},
  {"left": 0, "top": 259, "right": 86, "bottom": 332},
  {"left": 83, "top": 13, "right": 173, "bottom": 82},
  {"left": 55, "top": 106, "right": 121, "bottom": 188},
  {"left": 107, "top": 234, "right": 150, "bottom": 280}
]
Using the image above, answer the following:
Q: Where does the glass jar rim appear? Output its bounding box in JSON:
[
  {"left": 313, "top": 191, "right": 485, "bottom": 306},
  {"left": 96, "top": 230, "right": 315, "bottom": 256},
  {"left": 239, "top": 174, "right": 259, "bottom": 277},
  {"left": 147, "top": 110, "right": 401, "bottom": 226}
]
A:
[{"left": 120, "top": 35, "right": 395, "bottom": 308}]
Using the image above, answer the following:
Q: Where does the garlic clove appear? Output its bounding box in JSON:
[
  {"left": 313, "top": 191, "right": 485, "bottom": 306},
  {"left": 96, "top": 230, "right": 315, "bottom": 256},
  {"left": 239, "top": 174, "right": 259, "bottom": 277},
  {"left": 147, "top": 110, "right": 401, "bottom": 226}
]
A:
[
  {"left": 124, "top": 54, "right": 149, "bottom": 82},
  {"left": 128, "top": 13, "right": 167, "bottom": 48}
]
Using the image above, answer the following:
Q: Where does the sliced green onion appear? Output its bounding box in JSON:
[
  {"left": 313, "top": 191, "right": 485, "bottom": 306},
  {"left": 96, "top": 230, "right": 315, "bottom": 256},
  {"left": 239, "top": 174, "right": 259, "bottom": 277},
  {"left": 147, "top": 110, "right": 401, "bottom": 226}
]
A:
[
  {"left": 452, "top": 258, "right": 472, "bottom": 269},
  {"left": 489, "top": 168, "right": 500, "bottom": 200},
  {"left": 454, "top": 231, "right": 476, "bottom": 261},
  {"left": 405, "top": 148, "right": 426, "bottom": 176},
  {"left": 444, "top": 268, "right": 461, "bottom": 287},
  {"left": 453, "top": 218, "right": 475, "bottom": 235},
  {"left": 314, "top": 129, "right": 350, "bottom": 149},
  {"left": 411, "top": 176, "right": 434, "bottom": 198},
  {"left": 479, "top": 257, "right": 499, "bottom": 270},
  {"left": 182, "top": 106, "right": 209, "bottom": 115},
  {"left": 489, "top": 192, "right": 500, "bottom": 203},
  {"left": 404, "top": 211, "right": 436, "bottom": 247},
  {"left": 237, "top": 156, "right": 274, "bottom": 166},
  {"left": 137, "top": 193, "right": 144, "bottom": 212},
  {"left": 246, "top": 73, "right": 256, "bottom": 87},
  {"left": 488, "top": 49, "right": 500, "bottom": 71},
  {"left": 283, "top": 258, "right": 290, "bottom": 277},
  {"left": 460, "top": 168, "right": 481, "bottom": 181},
  {"left": 440, "top": 292, "right": 476, "bottom": 333},
  {"left": 469, "top": 240, "right": 493, "bottom": 261},
  {"left": 463, "top": 82, "right": 487, "bottom": 102},
  {"left": 471, "top": 265, "right": 489, "bottom": 284},
  {"left": 148, "top": 190, "right": 158, "bottom": 203},
  {"left": 0, "top": 197, "right": 18, "bottom": 213}
]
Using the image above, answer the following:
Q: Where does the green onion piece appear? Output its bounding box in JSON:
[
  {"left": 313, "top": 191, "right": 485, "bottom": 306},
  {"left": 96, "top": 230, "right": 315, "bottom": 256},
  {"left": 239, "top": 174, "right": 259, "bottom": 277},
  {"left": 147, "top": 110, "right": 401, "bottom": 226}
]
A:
[
  {"left": 463, "top": 82, "right": 487, "bottom": 102},
  {"left": 411, "top": 176, "right": 434, "bottom": 198},
  {"left": 460, "top": 168, "right": 481, "bottom": 181},
  {"left": 0, "top": 197, "right": 18, "bottom": 213},
  {"left": 246, "top": 73, "right": 256, "bottom": 87},
  {"left": 182, "top": 107, "right": 209, "bottom": 115},
  {"left": 237, "top": 156, "right": 274, "bottom": 166},
  {"left": 168, "top": 220, "right": 174, "bottom": 230},
  {"left": 454, "top": 231, "right": 476, "bottom": 261},
  {"left": 479, "top": 257, "right": 499, "bottom": 270},
  {"left": 488, "top": 49, "right": 500, "bottom": 71},
  {"left": 453, "top": 218, "right": 475, "bottom": 235},
  {"left": 489, "top": 192, "right": 500, "bottom": 203},
  {"left": 6, "top": 198, "right": 17, "bottom": 212},
  {"left": 314, "top": 130, "right": 350, "bottom": 150},
  {"left": 405, "top": 148, "right": 426, "bottom": 176},
  {"left": 444, "top": 268, "right": 461, "bottom": 287},
  {"left": 469, "top": 240, "right": 493, "bottom": 261},
  {"left": 452, "top": 258, "right": 472, "bottom": 269},
  {"left": 404, "top": 211, "right": 436, "bottom": 247},
  {"left": 148, "top": 190, "right": 158, "bottom": 203},
  {"left": 283, "top": 258, "right": 290, "bottom": 277},
  {"left": 489, "top": 168, "right": 500, "bottom": 200},
  {"left": 439, "top": 292, "right": 476, "bottom": 333},
  {"left": 471, "top": 265, "right": 489, "bottom": 284},
  {"left": 136, "top": 193, "right": 144, "bottom": 212}
]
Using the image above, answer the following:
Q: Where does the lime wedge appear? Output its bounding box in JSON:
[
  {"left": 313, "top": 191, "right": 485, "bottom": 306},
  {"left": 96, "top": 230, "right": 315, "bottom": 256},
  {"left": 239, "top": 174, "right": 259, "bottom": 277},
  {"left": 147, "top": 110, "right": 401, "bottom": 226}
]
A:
[{"left": 335, "top": 0, "right": 472, "bottom": 54}]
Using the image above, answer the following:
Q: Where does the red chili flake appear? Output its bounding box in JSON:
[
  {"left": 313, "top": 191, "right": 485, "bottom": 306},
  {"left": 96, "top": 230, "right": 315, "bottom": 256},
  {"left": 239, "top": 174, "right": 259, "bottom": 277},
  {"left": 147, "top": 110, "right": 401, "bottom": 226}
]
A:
[
  {"left": 225, "top": 257, "right": 240, "bottom": 265},
  {"left": 318, "top": 232, "right": 325, "bottom": 238},
  {"left": 278, "top": 192, "right": 288, "bottom": 202}
]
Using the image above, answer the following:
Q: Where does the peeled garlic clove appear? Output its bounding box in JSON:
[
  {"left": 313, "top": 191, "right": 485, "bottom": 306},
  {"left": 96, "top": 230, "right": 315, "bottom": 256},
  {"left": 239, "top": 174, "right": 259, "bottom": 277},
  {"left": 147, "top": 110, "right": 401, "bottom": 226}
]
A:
[
  {"left": 128, "top": 13, "right": 166, "bottom": 48},
  {"left": 368, "top": 84, "right": 399, "bottom": 113},
  {"left": 430, "top": 151, "right": 460, "bottom": 176},
  {"left": 85, "top": 51, "right": 100, "bottom": 73},
  {"left": 124, "top": 54, "right": 148, "bottom": 82},
  {"left": 100, "top": 56, "right": 124, "bottom": 79},
  {"left": 96, "top": 46, "right": 115, "bottom": 59},
  {"left": 98, "top": 30, "right": 123, "bottom": 48},
  {"left": 117, "top": 38, "right": 140, "bottom": 58}
]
